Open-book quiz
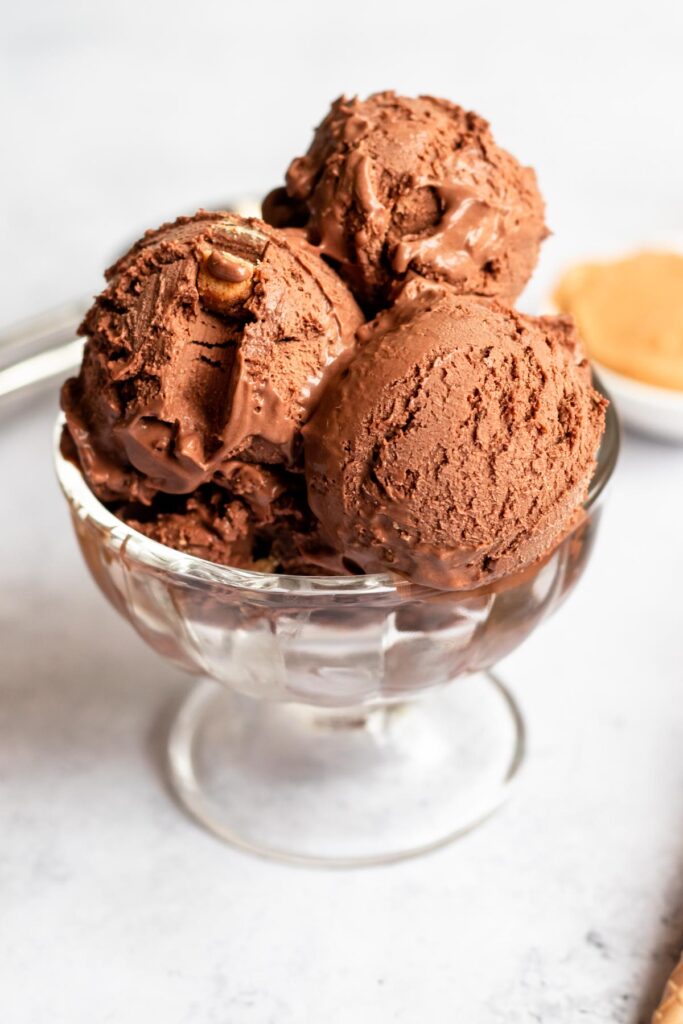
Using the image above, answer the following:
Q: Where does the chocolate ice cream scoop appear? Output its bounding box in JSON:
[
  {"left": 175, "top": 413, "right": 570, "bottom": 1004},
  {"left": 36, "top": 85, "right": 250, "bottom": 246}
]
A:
[
  {"left": 61, "top": 211, "right": 363, "bottom": 504},
  {"left": 263, "top": 92, "right": 547, "bottom": 310},
  {"left": 115, "top": 468, "right": 340, "bottom": 575},
  {"left": 304, "top": 284, "right": 607, "bottom": 589},
  {"left": 118, "top": 488, "right": 256, "bottom": 568}
]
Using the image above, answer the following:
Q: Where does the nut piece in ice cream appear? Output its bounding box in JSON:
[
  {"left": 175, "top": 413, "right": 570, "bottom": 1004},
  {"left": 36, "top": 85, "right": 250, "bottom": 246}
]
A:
[
  {"left": 304, "top": 283, "right": 607, "bottom": 589},
  {"left": 264, "top": 92, "right": 547, "bottom": 310},
  {"left": 61, "top": 211, "right": 364, "bottom": 504},
  {"left": 197, "top": 247, "right": 255, "bottom": 313}
]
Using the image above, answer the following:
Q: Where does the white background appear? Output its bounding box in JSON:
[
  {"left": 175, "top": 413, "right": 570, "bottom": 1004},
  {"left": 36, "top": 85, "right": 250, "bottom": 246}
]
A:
[{"left": 2, "top": 1, "right": 683, "bottom": 1021}]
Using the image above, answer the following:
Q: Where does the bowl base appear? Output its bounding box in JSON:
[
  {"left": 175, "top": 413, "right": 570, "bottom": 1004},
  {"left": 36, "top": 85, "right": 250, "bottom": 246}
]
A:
[{"left": 167, "top": 673, "right": 525, "bottom": 867}]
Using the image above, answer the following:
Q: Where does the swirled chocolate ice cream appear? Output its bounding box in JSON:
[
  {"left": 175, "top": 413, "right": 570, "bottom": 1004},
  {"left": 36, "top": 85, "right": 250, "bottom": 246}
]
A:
[
  {"left": 62, "top": 92, "right": 606, "bottom": 587},
  {"left": 61, "top": 210, "right": 362, "bottom": 571},
  {"left": 62, "top": 211, "right": 363, "bottom": 504},
  {"left": 263, "top": 92, "right": 547, "bottom": 310}
]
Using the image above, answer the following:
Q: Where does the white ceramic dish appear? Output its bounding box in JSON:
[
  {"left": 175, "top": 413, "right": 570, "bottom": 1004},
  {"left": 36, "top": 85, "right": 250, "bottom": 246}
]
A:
[
  {"left": 549, "top": 236, "right": 683, "bottom": 444},
  {"left": 591, "top": 362, "right": 683, "bottom": 444}
]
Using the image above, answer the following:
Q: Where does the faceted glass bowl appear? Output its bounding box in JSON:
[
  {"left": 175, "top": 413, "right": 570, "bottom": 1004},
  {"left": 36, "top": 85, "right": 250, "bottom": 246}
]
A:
[{"left": 54, "top": 392, "right": 619, "bottom": 866}]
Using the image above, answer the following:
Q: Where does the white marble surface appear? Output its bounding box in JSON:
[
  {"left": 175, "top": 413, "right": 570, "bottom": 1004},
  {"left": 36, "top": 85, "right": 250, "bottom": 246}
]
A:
[{"left": 3, "top": 2, "right": 683, "bottom": 1021}]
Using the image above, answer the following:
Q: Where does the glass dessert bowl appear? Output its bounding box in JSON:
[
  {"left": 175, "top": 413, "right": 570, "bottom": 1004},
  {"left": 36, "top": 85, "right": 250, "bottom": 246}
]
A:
[{"left": 54, "top": 393, "right": 618, "bottom": 866}]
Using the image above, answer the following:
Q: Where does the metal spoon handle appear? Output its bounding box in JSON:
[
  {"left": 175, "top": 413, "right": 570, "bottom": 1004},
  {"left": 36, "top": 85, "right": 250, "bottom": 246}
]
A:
[{"left": 0, "top": 301, "right": 87, "bottom": 402}]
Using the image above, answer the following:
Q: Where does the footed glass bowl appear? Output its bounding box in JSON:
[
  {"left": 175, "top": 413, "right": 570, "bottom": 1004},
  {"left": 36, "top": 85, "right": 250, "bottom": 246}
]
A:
[{"left": 54, "top": 395, "right": 618, "bottom": 866}]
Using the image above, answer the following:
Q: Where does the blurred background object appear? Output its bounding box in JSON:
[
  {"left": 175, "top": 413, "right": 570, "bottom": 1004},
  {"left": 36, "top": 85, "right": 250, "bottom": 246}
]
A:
[
  {"left": 653, "top": 953, "right": 683, "bottom": 1023},
  {"left": 553, "top": 248, "right": 683, "bottom": 442}
]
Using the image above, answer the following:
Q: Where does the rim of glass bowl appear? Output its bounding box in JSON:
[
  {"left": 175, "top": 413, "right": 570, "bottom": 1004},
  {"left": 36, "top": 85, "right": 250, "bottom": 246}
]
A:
[{"left": 53, "top": 378, "right": 619, "bottom": 597}]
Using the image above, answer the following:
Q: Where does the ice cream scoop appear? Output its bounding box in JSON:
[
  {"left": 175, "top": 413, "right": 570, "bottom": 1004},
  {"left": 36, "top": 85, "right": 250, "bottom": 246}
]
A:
[
  {"left": 117, "top": 487, "right": 256, "bottom": 568},
  {"left": 263, "top": 92, "right": 547, "bottom": 311},
  {"left": 113, "top": 467, "right": 334, "bottom": 574},
  {"left": 61, "top": 211, "right": 364, "bottom": 504},
  {"left": 304, "top": 283, "right": 607, "bottom": 589}
]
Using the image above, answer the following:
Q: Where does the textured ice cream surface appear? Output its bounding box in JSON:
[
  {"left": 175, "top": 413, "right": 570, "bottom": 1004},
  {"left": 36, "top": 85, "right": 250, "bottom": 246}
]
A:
[
  {"left": 61, "top": 211, "right": 363, "bottom": 505},
  {"left": 114, "top": 464, "right": 340, "bottom": 575},
  {"left": 117, "top": 488, "right": 256, "bottom": 568},
  {"left": 59, "top": 95, "right": 604, "bottom": 586},
  {"left": 263, "top": 92, "right": 547, "bottom": 311},
  {"left": 304, "top": 283, "right": 607, "bottom": 589}
]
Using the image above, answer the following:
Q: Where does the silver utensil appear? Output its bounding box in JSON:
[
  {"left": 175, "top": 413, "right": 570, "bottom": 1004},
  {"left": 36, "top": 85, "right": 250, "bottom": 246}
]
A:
[{"left": 0, "top": 302, "right": 87, "bottom": 402}]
